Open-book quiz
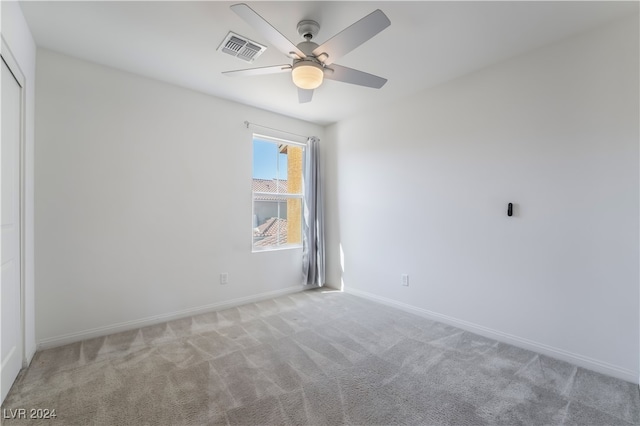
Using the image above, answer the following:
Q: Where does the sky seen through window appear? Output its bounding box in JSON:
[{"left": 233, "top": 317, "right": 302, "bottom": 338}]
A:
[{"left": 253, "top": 138, "right": 288, "bottom": 180}]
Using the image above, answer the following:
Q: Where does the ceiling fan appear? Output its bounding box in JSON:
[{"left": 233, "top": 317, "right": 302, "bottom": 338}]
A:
[{"left": 223, "top": 3, "right": 391, "bottom": 103}]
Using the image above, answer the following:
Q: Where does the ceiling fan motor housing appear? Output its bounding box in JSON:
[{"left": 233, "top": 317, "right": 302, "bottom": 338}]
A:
[{"left": 297, "top": 40, "right": 320, "bottom": 57}]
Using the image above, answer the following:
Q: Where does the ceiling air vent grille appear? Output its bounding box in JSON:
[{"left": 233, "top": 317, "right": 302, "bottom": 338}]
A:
[{"left": 218, "top": 32, "right": 267, "bottom": 63}]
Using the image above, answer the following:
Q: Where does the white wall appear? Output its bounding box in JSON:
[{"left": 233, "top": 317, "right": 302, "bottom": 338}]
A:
[
  {"left": 35, "top": 49, "right": 323, "bottom": 346},
  {"left": 325, "top": 16, "right": 639, "bottom": 382},
  {"left": 1, "top": 2, "right": 37, "bottom": 362}
]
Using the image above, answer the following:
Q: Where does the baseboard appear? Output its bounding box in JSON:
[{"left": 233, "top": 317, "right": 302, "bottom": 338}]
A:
[
  {"left": 37, "top": 286, "right": 303, "bottom": 350},
  {"left": 346, "top": 287, "right": 638, "bottom": 384}
]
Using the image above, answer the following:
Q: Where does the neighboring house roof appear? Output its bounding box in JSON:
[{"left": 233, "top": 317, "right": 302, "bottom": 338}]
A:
[
  {"left": 253, "top": 217, "right": 288, "bottom": 247},
  {"left": 251, "top": 178, "right": 287, "bottom": 199},
  {"left": 252, "top": 179, "right": 298, "bottom": 246}
]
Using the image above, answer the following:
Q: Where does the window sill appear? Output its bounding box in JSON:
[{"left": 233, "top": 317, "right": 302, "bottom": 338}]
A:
[{"left": 252, "top": 244, "right": 302, "bottom": 253}]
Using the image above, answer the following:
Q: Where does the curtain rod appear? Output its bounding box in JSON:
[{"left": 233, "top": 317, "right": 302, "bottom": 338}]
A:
[{"left": 244, "top": 121, "right": 310, "bottom": 140}]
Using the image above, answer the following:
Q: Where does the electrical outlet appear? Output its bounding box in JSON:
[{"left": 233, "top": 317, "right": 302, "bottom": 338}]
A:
[
  {"left": 220, "top": 273, "right": 228, "bottom": 285},
  {"left": 401, "top": 274, "right": 409, "bottom": 286}
]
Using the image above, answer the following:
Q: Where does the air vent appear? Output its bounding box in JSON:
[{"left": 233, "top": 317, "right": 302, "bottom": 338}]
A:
[{"left": 218, "top": 32, "right": 267, "bottom": 63}]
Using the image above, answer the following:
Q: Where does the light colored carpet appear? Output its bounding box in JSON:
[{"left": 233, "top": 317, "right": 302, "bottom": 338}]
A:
[{"left": 2, "top": 289, "right": 639, "bottom": 425}]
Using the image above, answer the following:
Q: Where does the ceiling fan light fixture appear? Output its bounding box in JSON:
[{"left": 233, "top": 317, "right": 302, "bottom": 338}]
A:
[{"left": 291, "top": 61, "right": 324, "bottom": 89}]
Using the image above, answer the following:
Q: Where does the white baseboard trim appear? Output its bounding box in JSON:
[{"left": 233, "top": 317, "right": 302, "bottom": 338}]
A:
[
  {"left": 37, "top": 286, "right": 303, "bottom": 350},
  {"left": 345, "top": 287, "right": 638, "bottom": 384}
]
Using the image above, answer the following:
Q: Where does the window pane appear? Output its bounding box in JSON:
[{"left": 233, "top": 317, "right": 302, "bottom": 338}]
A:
[
  {"left": 253, "top": 138, "right": 279, "bottom": 180},
  {"left": 252, "top": 196, "right": 302, "bottom": 247},
  {"left": 253, "top": 199, "right": 287, "bottom": 247},
  {"left": 252, "top": 135, "right": 304, "bottom": 250}
]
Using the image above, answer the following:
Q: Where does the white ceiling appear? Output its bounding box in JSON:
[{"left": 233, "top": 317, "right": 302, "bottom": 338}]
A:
[{"left": 19, "top": 1, "right": 639, "bottom": 125}]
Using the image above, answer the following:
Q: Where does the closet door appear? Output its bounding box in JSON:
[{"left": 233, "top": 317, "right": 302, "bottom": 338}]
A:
[{"left": 1, "top": 54, "right": 24, "bottom": 404}]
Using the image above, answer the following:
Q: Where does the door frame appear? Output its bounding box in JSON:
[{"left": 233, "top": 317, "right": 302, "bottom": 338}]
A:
[{"left": 1, "top": 35, "right": 27, "bottom": 369}]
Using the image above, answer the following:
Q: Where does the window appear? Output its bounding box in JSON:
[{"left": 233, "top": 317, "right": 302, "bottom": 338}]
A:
[{"left": 252, "top": 134, "right": 305, "bottom": 251}]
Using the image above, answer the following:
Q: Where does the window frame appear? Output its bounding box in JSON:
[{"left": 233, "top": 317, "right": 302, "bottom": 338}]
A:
[{"left": 251, "top": 133, "right": 306, "bottom": 252}]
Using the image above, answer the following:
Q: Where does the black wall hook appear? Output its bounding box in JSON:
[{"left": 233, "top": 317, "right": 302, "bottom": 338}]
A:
[{"left": 507, "top": 203, "right": 513, "bottom": 217}]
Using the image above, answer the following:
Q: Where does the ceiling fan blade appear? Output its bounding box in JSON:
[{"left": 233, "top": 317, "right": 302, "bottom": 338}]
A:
[
  {"left": 223, "top": 64, "right": 292, "bottom": 77},
  {"left": 324, "top": 64, "right": 387, "bottom": 89},
  {"left": 231, "top": 3, "right": 306, "bottom": 59},
  {"left": 312, "top": 9, "right": 390, "bottom": 66},
  {"left": 298, "top": 88, "right": 314, "bottom": 103}
]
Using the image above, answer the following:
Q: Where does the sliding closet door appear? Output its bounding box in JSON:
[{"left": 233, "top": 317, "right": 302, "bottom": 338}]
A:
[{"left": 1, "top": 54, "right": 24, "bottom": 404}]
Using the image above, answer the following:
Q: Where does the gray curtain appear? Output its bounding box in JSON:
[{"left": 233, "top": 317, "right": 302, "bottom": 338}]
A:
[{"left": 302, "top": 136, "right": 325, "bottom": 287}]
